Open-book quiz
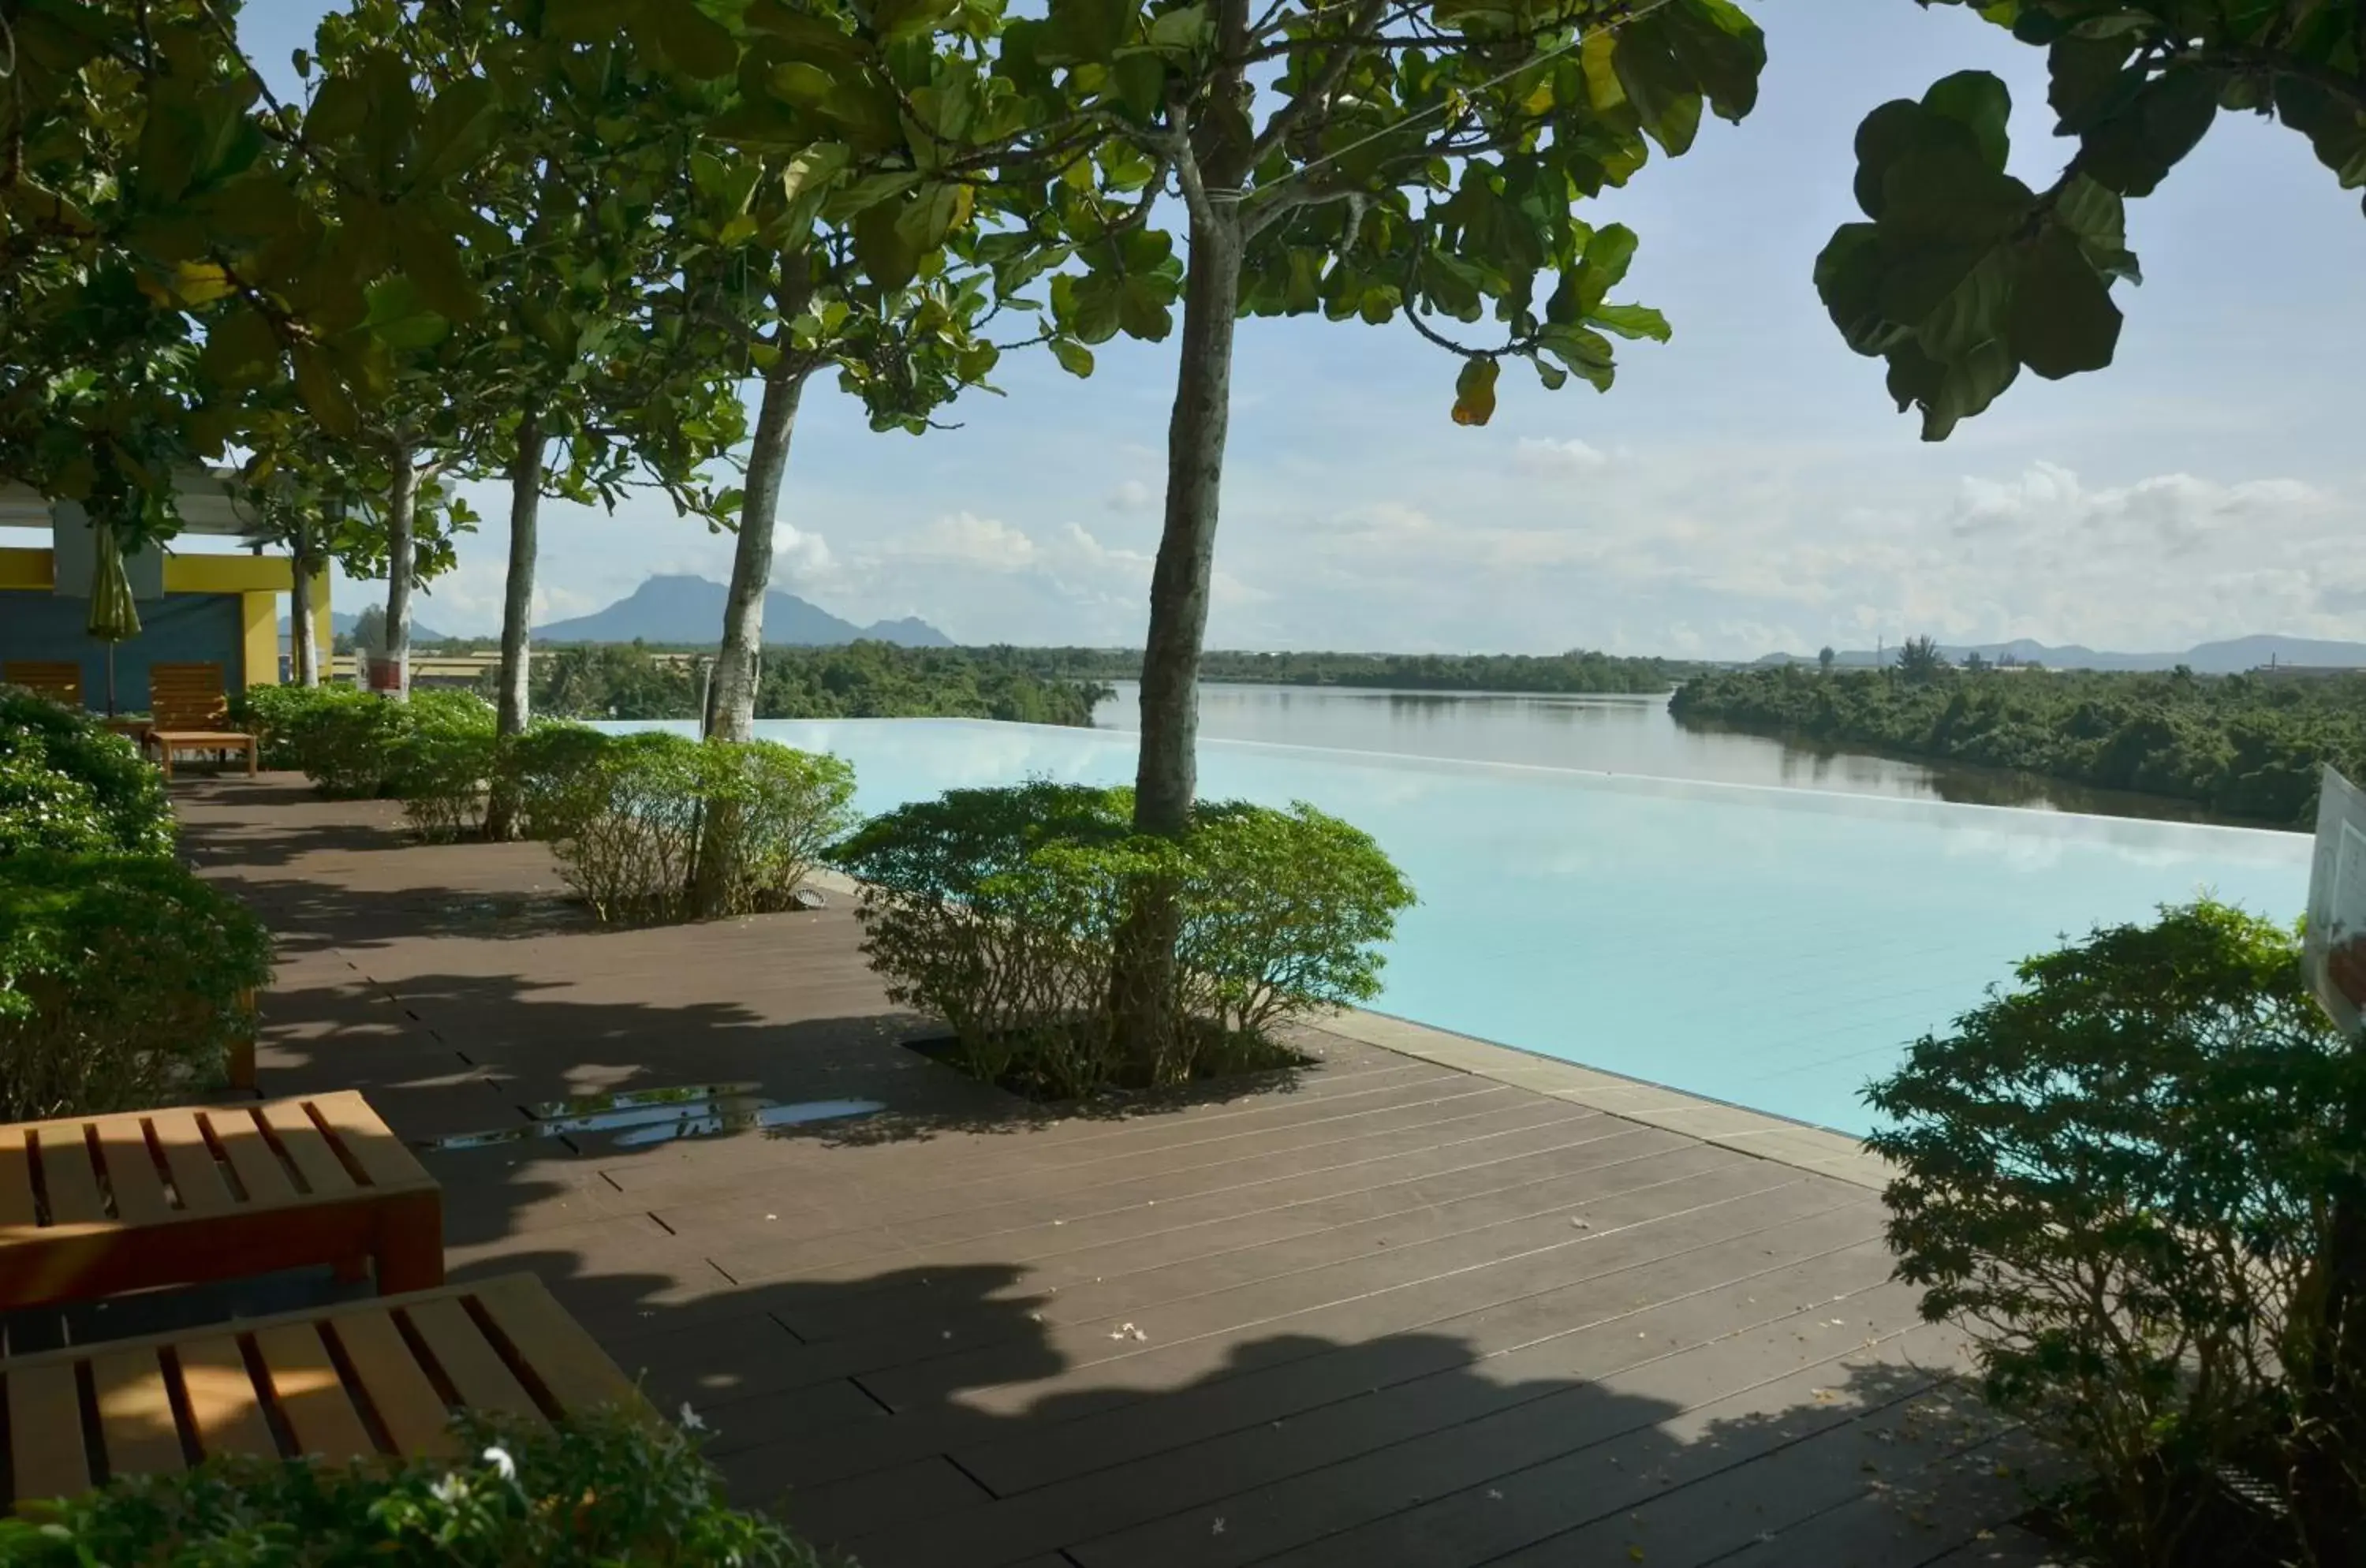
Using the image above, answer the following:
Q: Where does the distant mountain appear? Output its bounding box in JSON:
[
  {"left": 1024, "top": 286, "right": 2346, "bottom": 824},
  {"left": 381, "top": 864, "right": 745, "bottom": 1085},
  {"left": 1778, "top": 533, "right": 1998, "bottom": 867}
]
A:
[
  {"left": 278, "top": 609, "right": 451, "bottom": 644},
  {"left": 532, "top": 574, "right": 953, "bottom": 648},
  {"left": 1756, "top": 634, "right": 2366, "bottom": 674}
]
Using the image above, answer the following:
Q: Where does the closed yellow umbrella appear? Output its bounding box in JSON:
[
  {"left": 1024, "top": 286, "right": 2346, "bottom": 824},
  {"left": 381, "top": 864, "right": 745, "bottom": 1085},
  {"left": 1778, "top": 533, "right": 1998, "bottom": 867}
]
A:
[{"left": 85, "top": 525, "right": 142, "bottom": 717}]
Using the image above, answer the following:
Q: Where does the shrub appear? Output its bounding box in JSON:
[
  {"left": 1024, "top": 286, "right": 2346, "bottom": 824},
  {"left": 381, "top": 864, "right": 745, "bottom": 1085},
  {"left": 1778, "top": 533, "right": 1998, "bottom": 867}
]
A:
[
  {"left": 0, "top": 1410, "right": 826, "bottom": 1566},
  {"left": 0, "top": 850, "right": 273, "bottom": 1122},
  {"left": 0, "top": 689, "right": 171, "bottom": 856},
  {"left": 550, "top": 732, "right": 858, "bottom": 925},
  {"left": 385, "top": 691, "right": 498, "bottom": 841},
  {"left": 835, "top": 783, "right": 1414, "bottom": 1098},
  {"left": 494, "top": 719, "right": 617, "bottom": 840},
  {"left": 1864, "top": 900, "right": 2366, "bottom": 1567}
]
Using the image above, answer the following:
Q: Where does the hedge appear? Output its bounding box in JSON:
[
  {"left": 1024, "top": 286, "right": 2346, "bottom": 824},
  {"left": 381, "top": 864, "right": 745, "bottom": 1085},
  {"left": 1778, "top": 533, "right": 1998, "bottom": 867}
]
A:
[
  {"left": 0, "top": 687, "right": 173, "bottom": 857},
  {"left": 834, "top": 783, "right": 1414, "bottom": 1098}
]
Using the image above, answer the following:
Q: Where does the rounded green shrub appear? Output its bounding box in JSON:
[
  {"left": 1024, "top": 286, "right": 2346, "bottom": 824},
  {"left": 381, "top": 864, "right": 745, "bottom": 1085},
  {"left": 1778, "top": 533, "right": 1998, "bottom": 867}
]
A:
[
  {"left": 0, "top": 689, "right": 171, "bottom": 857},
  {"left": 0, "top": 1409, "right": 825, "bottom": 1566},
  {"left": 0, "top": 850, "right": 273, "bottom": 1122},
  {"left": 834, "top": 784, "right": 1414, "bottom": 1098},
  {"left": 383, "top": 691, "right": 498, "bottom": 841},
  {"left": 1864, "top": 900, "right": 2366, "bottom": 1566},
  {"left": 549, "top": 732, "right": 858, "bottom": 926}
]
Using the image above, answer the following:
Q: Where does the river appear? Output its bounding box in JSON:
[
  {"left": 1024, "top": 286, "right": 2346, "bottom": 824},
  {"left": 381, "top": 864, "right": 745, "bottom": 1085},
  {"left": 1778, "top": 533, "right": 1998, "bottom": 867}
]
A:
[{"left": 1090, "top": 681, "right": 2223, "bottom": 826}]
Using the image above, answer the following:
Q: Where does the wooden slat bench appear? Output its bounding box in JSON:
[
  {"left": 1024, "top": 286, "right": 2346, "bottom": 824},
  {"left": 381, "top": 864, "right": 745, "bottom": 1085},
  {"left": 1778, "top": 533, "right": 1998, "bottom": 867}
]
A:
[
  {"left": 0, "top": 1092, "right": 441, "bottom": 1312},
  {"left": 144, "top": 661, "right": 257, "bottom": 781},
  {"left": 2, "top": 662, "right": 83, "bottom": 708},
  {"left": 0, "top": 1274, "right": 649, "bottom": 1510}
]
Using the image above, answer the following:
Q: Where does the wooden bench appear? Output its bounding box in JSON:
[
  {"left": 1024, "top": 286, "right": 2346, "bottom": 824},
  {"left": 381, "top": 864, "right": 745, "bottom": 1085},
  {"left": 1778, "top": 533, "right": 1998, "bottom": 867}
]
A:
[
  {"left": 1, "top": 1273, "right": 648, "bottom": 1509},
  {"left": 0, "top": 1092, "right": 441, "bottom": 1312},
  {"left": 144, "top": 661, "right": 257, "bottom": 780},
  {"left": 2, "top": 662, "right": 83, "bottom": 708}
]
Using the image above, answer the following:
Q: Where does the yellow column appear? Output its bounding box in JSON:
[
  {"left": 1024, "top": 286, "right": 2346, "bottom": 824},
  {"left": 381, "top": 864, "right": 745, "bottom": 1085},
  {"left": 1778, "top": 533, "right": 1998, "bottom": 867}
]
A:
[{"left": 240, "top": 591, "right": 278, "bottom": 689}]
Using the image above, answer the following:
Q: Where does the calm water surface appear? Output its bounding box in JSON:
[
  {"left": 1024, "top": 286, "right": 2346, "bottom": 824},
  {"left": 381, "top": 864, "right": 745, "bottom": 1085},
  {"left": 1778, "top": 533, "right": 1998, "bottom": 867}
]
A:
[
  {"left": 1093, "top": 681, "right": 2227, "bottom": 824},
  {"left": 621, "top": 712, "right": 2313, "bottom": 1137}
]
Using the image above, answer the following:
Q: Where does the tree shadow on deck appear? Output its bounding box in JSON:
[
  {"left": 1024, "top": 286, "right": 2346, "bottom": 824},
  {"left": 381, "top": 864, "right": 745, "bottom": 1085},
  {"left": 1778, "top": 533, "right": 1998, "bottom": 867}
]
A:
[{"left": 446, "top": 1237, "right": 2047, "bottom": 1568}]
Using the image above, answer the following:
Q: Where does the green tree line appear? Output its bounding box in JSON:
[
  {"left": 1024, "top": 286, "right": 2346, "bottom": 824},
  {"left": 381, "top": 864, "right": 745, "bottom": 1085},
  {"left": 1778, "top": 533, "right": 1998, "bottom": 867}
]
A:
[
  {"left": 979, "top": 648, "right": 1691, "bottom": 694},
  {"left": 517, "top": 643, "right": 1108, "bottom": 726},
  {"left": 1670, "top": 663, "right": 2366, "bottom": 827}
]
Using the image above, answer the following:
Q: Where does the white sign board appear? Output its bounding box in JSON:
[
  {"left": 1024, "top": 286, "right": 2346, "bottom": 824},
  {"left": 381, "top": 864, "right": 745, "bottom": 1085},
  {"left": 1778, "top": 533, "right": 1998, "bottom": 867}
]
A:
[{"left": 2304, "top": 763, "right": 2366, "bottom": 1036}]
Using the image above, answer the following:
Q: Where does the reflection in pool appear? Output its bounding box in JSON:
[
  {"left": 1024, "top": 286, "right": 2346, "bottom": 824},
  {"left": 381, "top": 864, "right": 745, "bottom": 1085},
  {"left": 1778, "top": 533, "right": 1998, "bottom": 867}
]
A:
[{"left": 606, "top": 719, "right": 2312, "bottom": 1136}]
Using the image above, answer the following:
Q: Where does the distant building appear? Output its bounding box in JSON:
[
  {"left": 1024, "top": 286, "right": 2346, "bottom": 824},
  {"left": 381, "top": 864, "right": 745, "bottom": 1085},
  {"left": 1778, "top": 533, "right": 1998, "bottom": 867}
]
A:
[{"left": 0, "top": 473, "right": 327, "bottom": 710}]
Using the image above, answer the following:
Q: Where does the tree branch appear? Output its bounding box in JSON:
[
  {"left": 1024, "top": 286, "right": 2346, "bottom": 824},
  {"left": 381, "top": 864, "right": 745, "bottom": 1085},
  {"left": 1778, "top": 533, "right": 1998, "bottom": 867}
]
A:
[{"left": 1247, "top": 0, "right": 1390, "bottom": 166}]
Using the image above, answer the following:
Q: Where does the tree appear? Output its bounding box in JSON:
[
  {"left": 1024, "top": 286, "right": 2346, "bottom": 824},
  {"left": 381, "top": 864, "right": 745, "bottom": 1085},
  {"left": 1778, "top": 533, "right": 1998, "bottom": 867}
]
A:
[
  {"left": 1818, "top": 644, "right": 1836, "bottom": 673},
  {"left": 968, "top": 0, "right": 1765, "bottom": 842},
  {"left": 617, "top": 1, "right": 1033, "bottom": 745},
  {"left": 1816, "top": 2, "right": 2364, "bottom": 440},
  {"left": 1896, "top": 633, "right": 1949, "bottom": 682}
]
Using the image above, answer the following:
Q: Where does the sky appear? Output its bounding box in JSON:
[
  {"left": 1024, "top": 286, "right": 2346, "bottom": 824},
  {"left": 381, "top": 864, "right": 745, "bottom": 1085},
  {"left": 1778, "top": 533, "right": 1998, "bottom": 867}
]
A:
[{"left": 207, "top": 2, "right": 2366, "bottom": 655}]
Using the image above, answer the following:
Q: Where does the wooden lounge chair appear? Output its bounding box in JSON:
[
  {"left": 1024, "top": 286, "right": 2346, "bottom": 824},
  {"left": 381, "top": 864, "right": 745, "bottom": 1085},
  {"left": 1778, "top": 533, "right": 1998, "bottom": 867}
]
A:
[
  {"left": 145, "top": 661, "right": 257, "bottom": 780},
  {"left": 2, "top": 661, "right": 83, "bottom": 708},
  {"left": 0, "top": 1273, "right": 649, "bottom": 1509},
  {"left": 0, "top": 1091, "right": 442, "bottom": 1312}
]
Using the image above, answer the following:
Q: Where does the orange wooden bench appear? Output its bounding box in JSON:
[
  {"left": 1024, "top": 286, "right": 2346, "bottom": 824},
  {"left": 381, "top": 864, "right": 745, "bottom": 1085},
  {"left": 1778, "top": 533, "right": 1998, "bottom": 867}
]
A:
[
  {"left": 2, "top": 662, "right": 83, "bottom": 708},
  {"left": 0, "top": 1273, "right": 649, "bottom": 1509},
  {"left": 144, "top": 661, "right": 257, "bottom": 780},
  {"left": 0, "top": 1092, "right": 441, "bottom": 1312}
]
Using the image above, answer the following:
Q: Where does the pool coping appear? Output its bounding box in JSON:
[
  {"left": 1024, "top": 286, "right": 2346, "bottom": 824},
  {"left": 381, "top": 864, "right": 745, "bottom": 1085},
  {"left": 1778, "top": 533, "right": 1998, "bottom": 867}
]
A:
[
  {"left": 808, "top": 868, "right": 1897, "bottom": 1192},
  {"left": 1314, "top": 1007, "right": 1899, "bottom": 1192}
]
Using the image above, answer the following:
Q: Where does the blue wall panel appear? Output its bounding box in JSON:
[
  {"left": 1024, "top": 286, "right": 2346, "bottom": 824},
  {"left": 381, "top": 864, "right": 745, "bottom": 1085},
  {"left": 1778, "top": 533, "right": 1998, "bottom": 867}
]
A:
[{"left": 0, "top": 592, "right": 245, "bottom": 711}]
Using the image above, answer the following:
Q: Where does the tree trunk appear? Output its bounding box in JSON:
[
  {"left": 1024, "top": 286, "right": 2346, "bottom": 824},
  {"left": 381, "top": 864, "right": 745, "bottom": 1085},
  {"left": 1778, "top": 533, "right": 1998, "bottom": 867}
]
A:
[
  {"left": 1136, "top": 208, "right": 1245, "bottom": 833},
  {"left": 483, "top": 413, "right": 543, "bottom": 841},
  {"left": 706, "top": 360, "right": 806, "bottom": 742},
  {"left": 1115, "top": 196, "right": 1247, "bottom": 1070},
  {"left": 382, "top": 443, "right": 417, "bottom": 704},
  {"left": 289, "top": 531, "right": 319, "bottom": 689}
]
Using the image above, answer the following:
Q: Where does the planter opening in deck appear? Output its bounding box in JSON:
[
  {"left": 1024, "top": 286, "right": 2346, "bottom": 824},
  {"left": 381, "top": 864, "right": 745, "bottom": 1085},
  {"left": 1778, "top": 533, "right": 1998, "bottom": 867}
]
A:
[{"left": 840, "top": 782, "right": 1413, "bottom": 1103}]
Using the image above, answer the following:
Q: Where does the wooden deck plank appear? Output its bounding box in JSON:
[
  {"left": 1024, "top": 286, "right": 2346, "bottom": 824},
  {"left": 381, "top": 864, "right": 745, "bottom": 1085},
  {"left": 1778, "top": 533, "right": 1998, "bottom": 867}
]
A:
[
  {"left": 35, "top": 1128, "right": 107, "bottom": 1225},
  {"left": 205, "top": 1111, "right": 299, "bottom": 1206},
  {"left": 402, "top": 1298, "right": 543, "bottom": 1424},
  {"left": 92, "top": 1117, "right": 174, "bottom": 1226},
  {"left": 331, "top": 1310, "right": 459, "bottom": 1458},
  {"left": 90, "top": 1347, "right": 186, "bottom": 1478},
  {"left": 147, "top": 1109, "right": 234, "bottom": 1216},
  {"left": 6, "top": 1363, "right": 92, "bottom": 1503},
  {"left": 254, "top": 1323, "right": 379, "bottom": 1463},
  {"left": 174, "top": 1336, "right": 279, "bottom": 1460}
]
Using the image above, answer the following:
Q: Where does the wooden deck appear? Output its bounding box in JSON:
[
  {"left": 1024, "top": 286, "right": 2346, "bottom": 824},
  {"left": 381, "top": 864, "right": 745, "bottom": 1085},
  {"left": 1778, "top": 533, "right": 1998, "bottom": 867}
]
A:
[{"left": 172, "top": 775, "right": 2064, "bottom": 1568}]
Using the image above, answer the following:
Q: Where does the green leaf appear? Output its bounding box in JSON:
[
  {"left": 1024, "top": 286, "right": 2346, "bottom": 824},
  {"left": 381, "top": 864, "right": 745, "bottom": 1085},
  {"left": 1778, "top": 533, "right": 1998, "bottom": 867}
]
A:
[
  {"left": 2009, "top": 229, "right": 2122, "bottom": 379},
  {"left": 1049, "top": 337, "right": 1095, "bottom": 376},
  {"left": 1112, "top": 52, "right": 1164, "bottom": 119},
  {"left": 854, "top": 201, "right": 922, "bottom": 289},
  {"left": 1147, "top": 3, "right": 1212, "bottom": 54},
  {"left": 651, "top": 2, "right": 739, "bottom": 79},
  {"left": 2079, "top": 67, "right": 2219, "bottom": 196},
  {"left": 1924, "top": 338, "right": 2017, "bottom": 440},
  {"left": 289, "top": 345, "right": 356, "bottom": 439},
  {"left": 1451, "top": 357, "right": 1499, "bottom": 426},
  {"left": 1610, "top": 21, "right": 1705, "bottom": 155},
  {"left": 415, "top": 77, "right": 499, "bottom": 183},
  {"left": 873, "top": 0, "right": 962, "bottom": 39},
  {"left": 1572, "top": 222, "right": 1639, "bottom": 313},
  {"left": 1118, "top": 276, "right": 1173, "bottom": 340},
  {"left": 1850, "top": 100, "right": 1924, "bottom": 219},
  {"left": 196, "top": 306, "right": 279, "bottom": 386},
  {"left": 1051, "top": 272, "right": 1124, "bottom": 343},
  {"left": 1921, "top": 70, "right": 2011, "bottom": 173},
  {"left": 1047, "top": 0, "right": 1132, "bottom": 65},
  {"left": 894, "top": 181, "right": 973, "bottom": 251},
  {"left": 2047, "top": 35, "right": 2136, "bottom": 135},
  {"left": 391, "top": 210, "right": 482, "bottom": 323},
  {"left": 363, "top": 276, "right": 449, "bottom": 349},
  {"left": 1588, "top": 302, "right": 1670, "bottom": 342}
]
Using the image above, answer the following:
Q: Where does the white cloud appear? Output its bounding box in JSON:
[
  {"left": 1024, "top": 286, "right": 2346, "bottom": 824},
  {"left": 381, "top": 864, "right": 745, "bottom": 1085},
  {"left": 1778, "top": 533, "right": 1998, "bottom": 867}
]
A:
[
  {"left": 1105, "top": 479, "right": 1154, "bottom": 511},
  {"left": 1513, "top": 437, "right": 1609, "bottom": 475}
]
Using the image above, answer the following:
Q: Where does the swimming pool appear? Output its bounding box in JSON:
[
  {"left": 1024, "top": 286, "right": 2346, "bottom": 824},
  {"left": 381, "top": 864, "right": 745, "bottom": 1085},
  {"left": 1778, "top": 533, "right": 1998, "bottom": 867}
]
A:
[{"left": 617, "top": 719, "right": 2313, "bottom": 1135}]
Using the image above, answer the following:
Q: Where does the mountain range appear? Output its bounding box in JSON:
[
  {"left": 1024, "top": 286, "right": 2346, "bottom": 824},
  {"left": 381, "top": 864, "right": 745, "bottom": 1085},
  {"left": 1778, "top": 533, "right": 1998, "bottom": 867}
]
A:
[
  {"left": 1756, "top": 634, "right": 2366, "bottom": 674},
  {"left": 282, "top": 609, "right": 452, "bottom": 643},
  {"left": 532, "top": 575, "right": 950, "bottom": 648}
]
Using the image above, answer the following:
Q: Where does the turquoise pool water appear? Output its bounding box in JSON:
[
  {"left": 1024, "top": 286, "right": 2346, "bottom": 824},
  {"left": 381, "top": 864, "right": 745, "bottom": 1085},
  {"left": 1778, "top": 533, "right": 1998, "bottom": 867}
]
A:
[{"left": 621, "top": 719, "right": 2312, "bottom": 1136}]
